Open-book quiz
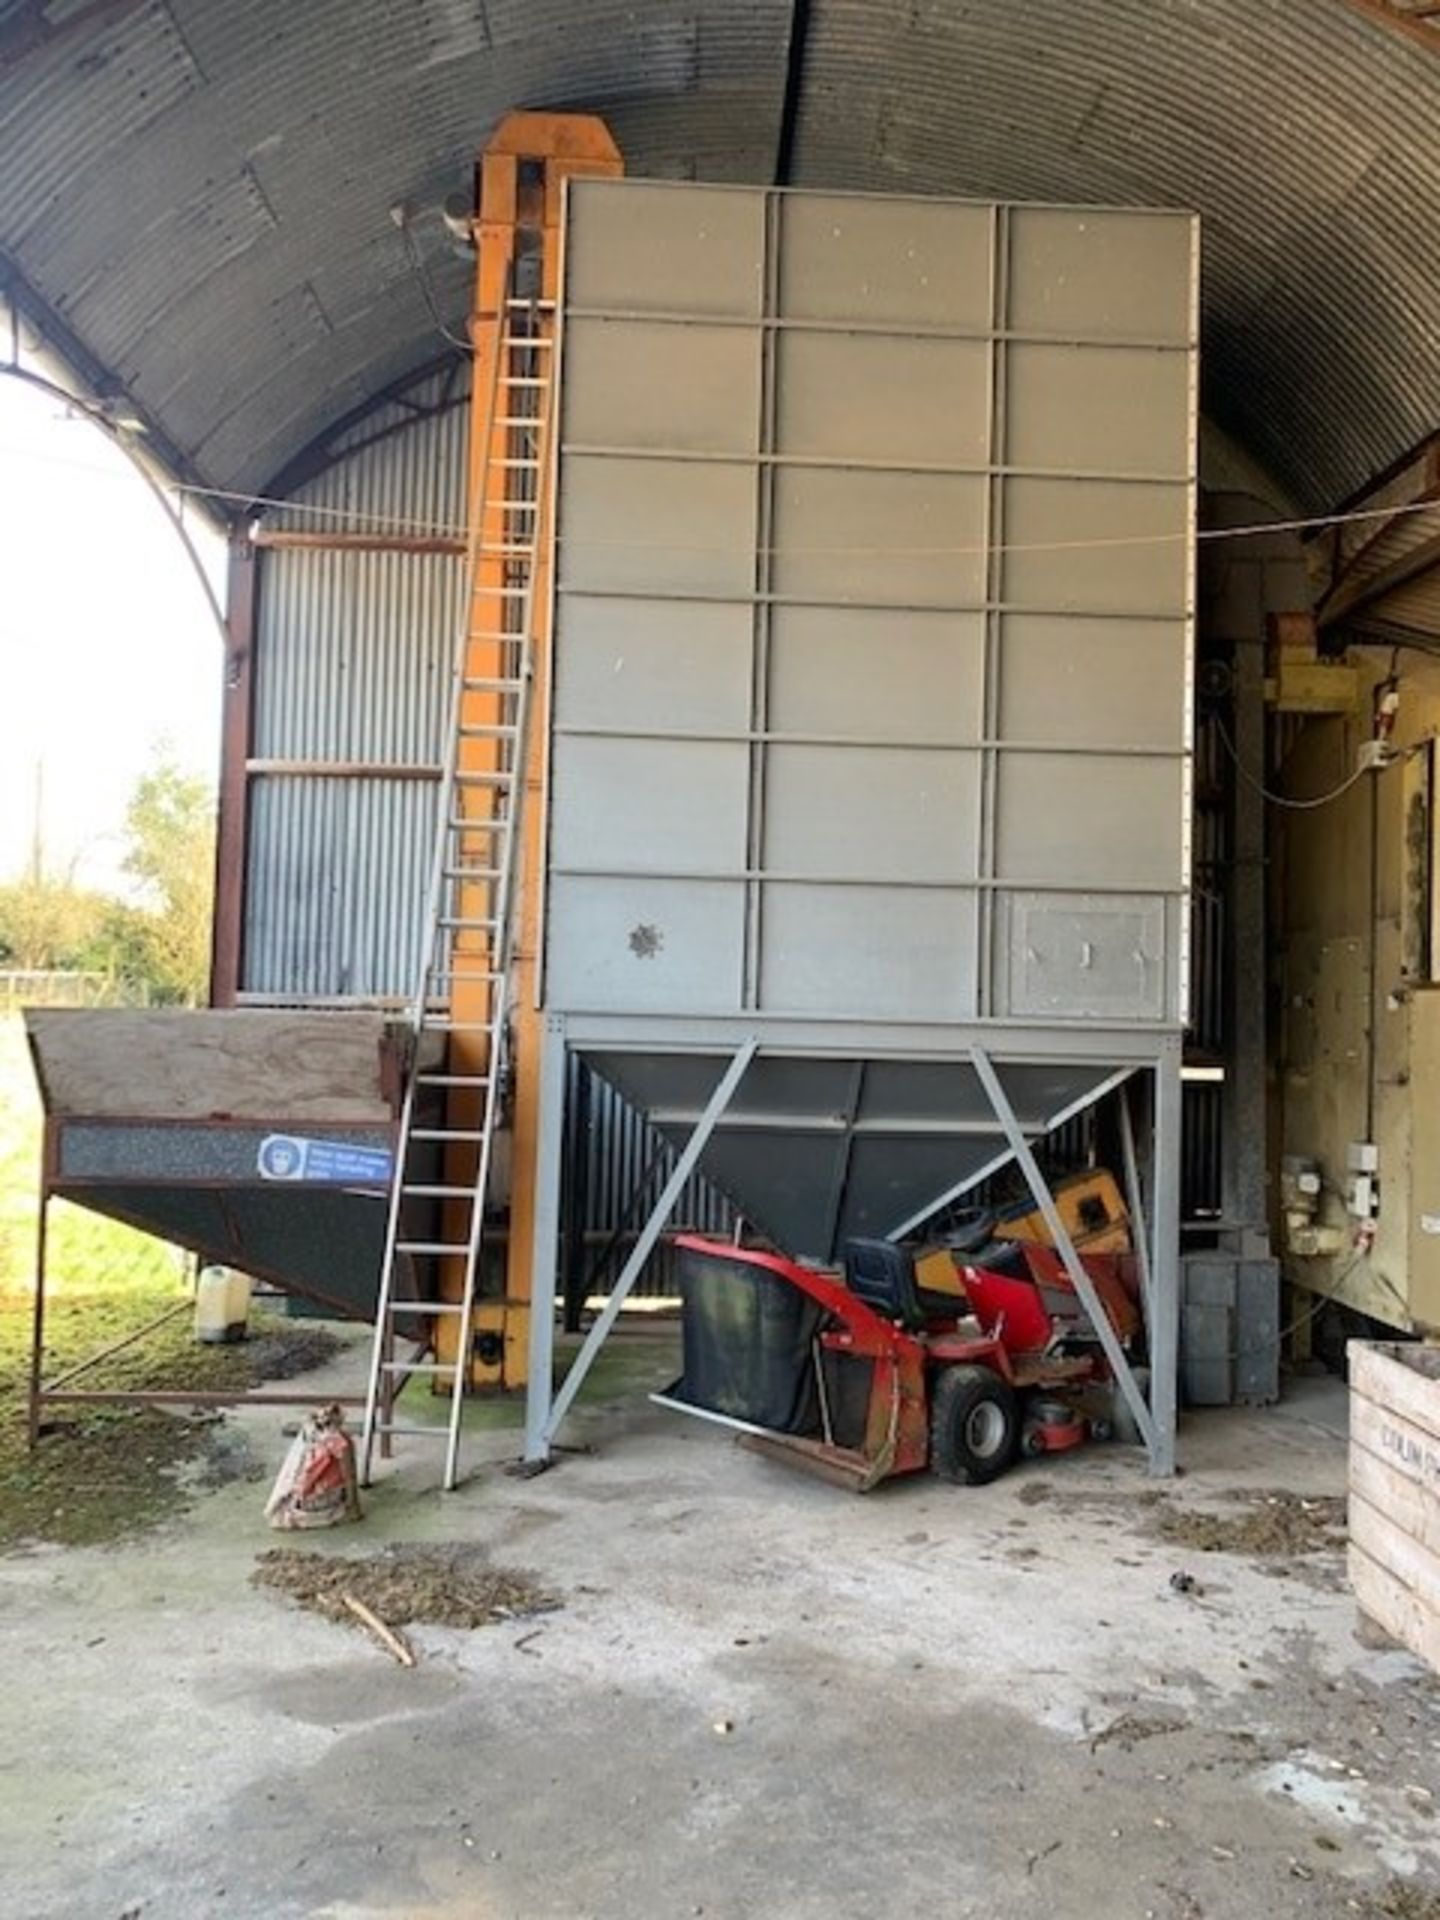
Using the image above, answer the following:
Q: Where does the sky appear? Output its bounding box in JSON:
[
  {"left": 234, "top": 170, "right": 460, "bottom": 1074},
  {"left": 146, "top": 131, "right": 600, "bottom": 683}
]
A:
[{"left": 0, "top": 355, "right": 225, "bottom": 897}]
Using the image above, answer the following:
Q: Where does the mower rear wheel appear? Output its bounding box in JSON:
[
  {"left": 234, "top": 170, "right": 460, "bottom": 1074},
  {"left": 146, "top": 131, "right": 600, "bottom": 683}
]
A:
[{"left": 930, "top": 1365, "right": 1019, "bottom": 1485}]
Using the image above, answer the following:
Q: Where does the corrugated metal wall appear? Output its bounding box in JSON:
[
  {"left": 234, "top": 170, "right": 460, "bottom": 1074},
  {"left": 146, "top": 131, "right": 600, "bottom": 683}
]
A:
[
  {"left": 242, "top": 370, "right": 467, "bottom": 1001},
  {"left": 565, "top": 1058, "right": 737, "bottom": 1307}
]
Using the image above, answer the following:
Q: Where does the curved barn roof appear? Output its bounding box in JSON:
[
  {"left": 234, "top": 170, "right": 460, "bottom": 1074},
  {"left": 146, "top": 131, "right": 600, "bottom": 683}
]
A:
[{"left": 1, "top": 0, "right": 1436, "bottom": 515}]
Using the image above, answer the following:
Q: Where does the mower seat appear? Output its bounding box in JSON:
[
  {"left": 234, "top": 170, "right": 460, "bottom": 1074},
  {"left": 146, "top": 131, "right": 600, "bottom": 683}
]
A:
[{"left": 844, "top": 1238, "right": 963, "bottom": 1331}]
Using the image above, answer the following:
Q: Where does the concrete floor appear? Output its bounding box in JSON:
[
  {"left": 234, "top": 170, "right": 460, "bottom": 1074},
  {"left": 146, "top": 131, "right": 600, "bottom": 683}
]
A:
[{"left": 3, "top": 1334, "right": 1439, "bottom": 1920}]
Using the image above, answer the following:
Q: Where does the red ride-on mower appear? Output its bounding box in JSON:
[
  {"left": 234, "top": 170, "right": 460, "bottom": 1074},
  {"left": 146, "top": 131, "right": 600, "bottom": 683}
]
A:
[{"left": 653, "top": 1226, "right": 1145, "bottom": 1491}]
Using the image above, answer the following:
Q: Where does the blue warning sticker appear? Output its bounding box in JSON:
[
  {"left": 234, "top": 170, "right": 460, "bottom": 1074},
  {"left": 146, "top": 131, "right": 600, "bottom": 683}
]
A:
[{"left": 257, "top": 1133, "right": 393, "bottom": 1186}]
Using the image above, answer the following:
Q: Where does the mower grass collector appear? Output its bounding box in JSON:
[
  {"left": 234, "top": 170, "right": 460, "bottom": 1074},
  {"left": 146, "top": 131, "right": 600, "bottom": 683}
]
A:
[{"left": 653, "top": 1226, "right": 1145, "bottom": 1492}]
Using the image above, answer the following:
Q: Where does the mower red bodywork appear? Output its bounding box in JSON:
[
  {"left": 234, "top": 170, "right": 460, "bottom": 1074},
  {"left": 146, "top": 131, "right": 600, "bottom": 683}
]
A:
[{"left": 666, "top": 1233, "right": 1136, "bottom": 1490}]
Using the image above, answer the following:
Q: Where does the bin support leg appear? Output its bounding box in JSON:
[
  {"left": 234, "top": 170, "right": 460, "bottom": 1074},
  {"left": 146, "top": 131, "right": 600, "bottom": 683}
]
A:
[
  {"left": 523, "top": 1016, "right": 570, "bottom": 1466},
  {"left": 1147, "top": 1041, "right": 1183, "bottom": 1477},
  {"left": 971, "top": 1046, "right": 1161, "bottom": 1464},
  {"left": 539, "top": 1037, "right": 757, "bottom": 1451}
]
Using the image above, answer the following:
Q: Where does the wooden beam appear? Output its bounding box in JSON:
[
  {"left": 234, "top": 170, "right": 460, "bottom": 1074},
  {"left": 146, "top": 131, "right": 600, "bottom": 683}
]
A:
[
  {"left": 1320, "top": 526, "right": 1440, "bottom": 629},
  {"left": 1339, "top": 0, "right": 1440, "bottom": 55}
]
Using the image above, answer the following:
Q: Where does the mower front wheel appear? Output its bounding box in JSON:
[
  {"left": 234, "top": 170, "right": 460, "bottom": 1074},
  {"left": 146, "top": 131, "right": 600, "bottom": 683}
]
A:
[{"left": 929, "top": 1365, "right": 1018, "bottom": 1486}]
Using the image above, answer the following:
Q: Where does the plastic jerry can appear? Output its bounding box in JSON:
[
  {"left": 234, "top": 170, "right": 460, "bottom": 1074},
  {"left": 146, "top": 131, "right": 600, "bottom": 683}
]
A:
[{"left": 195, "top": 1265, "right": 253, "bottom": 1344}]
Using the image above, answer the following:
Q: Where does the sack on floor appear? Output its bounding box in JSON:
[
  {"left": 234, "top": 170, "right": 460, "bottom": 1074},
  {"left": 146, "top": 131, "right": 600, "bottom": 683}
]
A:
[{"left": 265, "top": 1403, "right": 361, "bottom": 1531}]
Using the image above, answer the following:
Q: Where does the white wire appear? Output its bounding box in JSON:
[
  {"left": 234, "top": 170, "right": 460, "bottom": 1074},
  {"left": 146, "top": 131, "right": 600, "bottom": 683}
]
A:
[
  {"left": 1214, "top": 714, "right": 1404, "bottom": 810},
  {"left": 5, "top": 361, "right": 1440, "bottom": 557}
]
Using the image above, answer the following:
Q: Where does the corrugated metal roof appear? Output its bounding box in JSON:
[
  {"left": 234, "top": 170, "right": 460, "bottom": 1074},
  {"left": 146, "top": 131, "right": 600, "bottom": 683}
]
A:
[
  {"left": 1, "top": 0, "right": 1438, "bottom": 511},
  {"left": 789, "top": 0, "right": 1440, "bottom": 511}
]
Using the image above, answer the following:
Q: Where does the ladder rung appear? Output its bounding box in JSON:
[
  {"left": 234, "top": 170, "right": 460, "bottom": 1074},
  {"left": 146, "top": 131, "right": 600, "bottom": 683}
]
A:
[
  {"left": 429, "top": 967, "right": 505, "bottom": 982},
  {"left": 499, "top": 376, "right": 548, "bottom": 387},
  {"left": 409, "top": 1128, "right": 486, "bottom": 1141},
  {"left": 500, "top": 500, "right": 540, "bottom": 513},
  {"left": 437, "top": 915, "right": 499, "bottom": 930},
  {"left": 379, "top": 1360, "right": 451, "bottom": 1373},
  {"left": 446, "top": 814, "right": 510, "bottom": 829},
  {"left": 461, "top": 676, "right": 526, "bottom": 693},
  {"left": 419, "top": 1019, "right": 496, "bottom": 1033},
  {"left": 395, "top": 1241, "right": 474, "bottom": 1255},
  {"left": 387, "top": 1299, "right": 469, "bottom": 1313},
  {"left": 416, "top": 1072, "right": 491, "bottom": 1087},
  {"left": 443, "top": 865, "right": 501, "bottom": 879},
  {"left": 374, "top": 1424, "right": 455, "bottom": 1438},
  {"left": 453, "top": 772, "right": 514, "bottom": 787},
  {"left": 458, "top": 723, "right": 522, "bottom": 738},
  {"left": 488, "top": 457, "right": 542, "bottom": 470},
  {"left": 492, "top": 418, "right": 542, "bottom": 429},
  {"left": 402, "top": 1184, "right": 482, "bottom": 1199},
  {"left": 472, "top": 584, "right": 530, "bottom": 598}
]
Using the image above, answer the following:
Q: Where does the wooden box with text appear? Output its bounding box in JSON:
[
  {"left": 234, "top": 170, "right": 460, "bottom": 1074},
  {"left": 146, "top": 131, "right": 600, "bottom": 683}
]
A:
[{"left": 1350, "top": 1341, "right": 1440, "bottom": 1672}]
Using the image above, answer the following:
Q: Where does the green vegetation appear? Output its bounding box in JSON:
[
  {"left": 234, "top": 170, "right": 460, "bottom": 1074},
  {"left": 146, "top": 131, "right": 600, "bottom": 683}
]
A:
[
  {"left": 0, "top": 1281, "right": 344, "bottom": 1552},
  {"left": 0, "top": 1013, "right": 179, "bottom": 1297},
  {"left": 0, "top": 1018, "right": 347, "bottom": 1552},
  {"left": 0, "top": 750, "right": 214, "bottom": 1006}
]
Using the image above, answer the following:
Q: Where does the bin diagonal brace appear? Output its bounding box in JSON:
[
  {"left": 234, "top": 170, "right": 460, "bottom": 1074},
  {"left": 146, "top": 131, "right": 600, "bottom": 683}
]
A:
[
  {"left": 970, "top": 1046, "right": 1160, "bottom": 1462},
  {"left": 539, "top": 1037, "right": 758, "bottom": 1448}
]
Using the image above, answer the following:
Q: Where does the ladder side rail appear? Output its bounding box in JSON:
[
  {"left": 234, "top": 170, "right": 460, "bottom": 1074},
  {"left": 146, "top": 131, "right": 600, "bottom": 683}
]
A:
[
  {"left": 360, "top": 273, "right": 511, "bottom": 1482},
  {"left": 441, "top": 307, "right": 558, "bottom": 1489},
  {"left": 411, "top": 266, "right": 514, "bottom": 1028}
]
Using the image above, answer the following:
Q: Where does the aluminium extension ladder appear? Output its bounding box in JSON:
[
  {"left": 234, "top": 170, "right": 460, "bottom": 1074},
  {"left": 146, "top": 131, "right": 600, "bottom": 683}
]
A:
[{"left": 360, "top": 290, "right": 555, "bottom": 1490}]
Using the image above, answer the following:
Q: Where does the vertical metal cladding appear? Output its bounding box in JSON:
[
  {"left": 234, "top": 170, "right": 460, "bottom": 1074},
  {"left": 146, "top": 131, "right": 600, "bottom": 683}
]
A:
[
  {"left": 567, "top": 1059, "right": 736, "bottom": 1298},
  {"left": 243, "top": 370, "right": 468, "bottom": 1000}
]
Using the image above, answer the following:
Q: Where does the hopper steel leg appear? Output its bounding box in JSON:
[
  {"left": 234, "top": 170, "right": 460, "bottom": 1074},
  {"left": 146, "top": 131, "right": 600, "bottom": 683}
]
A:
[
  {"left": 971, "top": 1046, "right": 1166, "bottom": 1467},
  {"left": 1148, "top": 1040, "right": 1183, "bottom": 1477},
  {"left": 523, "top": 1015, "right": 570, "bottom": 1465},
  {"left": 525, "top": 1035, "right": 757, "bottom": 1463}
]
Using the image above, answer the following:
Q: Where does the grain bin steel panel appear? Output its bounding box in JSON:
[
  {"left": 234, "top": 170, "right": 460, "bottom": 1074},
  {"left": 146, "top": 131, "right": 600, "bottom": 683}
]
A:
[{"left": 547, "top": 179, "right": 1196, "bottom": 1035}]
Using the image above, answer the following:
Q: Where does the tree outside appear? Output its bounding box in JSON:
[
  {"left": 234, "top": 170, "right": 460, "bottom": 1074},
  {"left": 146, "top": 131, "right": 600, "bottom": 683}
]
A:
[{"left": 0, "top": 750, "right": 215, "bottom": 1007}]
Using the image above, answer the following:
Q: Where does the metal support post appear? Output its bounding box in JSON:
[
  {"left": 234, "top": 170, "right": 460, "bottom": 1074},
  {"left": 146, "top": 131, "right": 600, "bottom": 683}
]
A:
[
  {"left": 1148, "top": 1039, "right": 1183, "bottom": 1476},
  {"left": 539, "top": 1037, "right": 757, "bottom": 1450},
  {"left": 971, "top": 1046, "right": 1161, "bottom": 1463},
  {"left": 27, "top": 1185, "right": 49, "bottom": 1449},
  {"left": 523, "top": 1015, "right": 570, "bottom": 1464},
  {"left": 1116, "top": 1076, "right": 1153, "bottom": 1329}
]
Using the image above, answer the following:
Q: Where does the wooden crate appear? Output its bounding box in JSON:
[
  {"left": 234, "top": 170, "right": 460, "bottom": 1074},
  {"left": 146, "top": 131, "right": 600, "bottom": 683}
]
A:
[{"left": 1349, "top": 1341, "right": 1440, "bottom": 1671}]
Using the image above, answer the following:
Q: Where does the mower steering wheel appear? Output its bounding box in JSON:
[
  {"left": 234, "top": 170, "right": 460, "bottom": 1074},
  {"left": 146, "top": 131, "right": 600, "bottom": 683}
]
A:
[{"left": 943, "top": 1208, "right": 999, "bottom": 1256}]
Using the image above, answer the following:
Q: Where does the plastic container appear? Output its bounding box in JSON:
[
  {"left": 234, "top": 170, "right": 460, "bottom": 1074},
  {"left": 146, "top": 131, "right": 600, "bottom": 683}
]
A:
[{"left": 194, "top": 1265, "right": 252, "bottom": 1344}]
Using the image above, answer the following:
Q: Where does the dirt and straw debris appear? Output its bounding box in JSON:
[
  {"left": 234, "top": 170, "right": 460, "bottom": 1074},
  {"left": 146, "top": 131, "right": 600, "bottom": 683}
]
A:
[
  {"left": 1153, "top": 1489, "right": 1348, "bottom": 1557},
  {"left": 1362, "top": 1887, "right": 1440, "bottom": 1920},
  {"left": 0, "top": 1288, "right": 345, "bottom": 1551},
  {"left": 252, "top": 1542, "right": 561, "bottom": 1634}
]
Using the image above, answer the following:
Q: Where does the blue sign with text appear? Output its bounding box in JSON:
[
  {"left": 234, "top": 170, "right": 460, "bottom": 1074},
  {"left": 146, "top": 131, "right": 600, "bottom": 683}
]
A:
[{"left": 257, "top": 1133, "right": 393, "bottom": 1186}]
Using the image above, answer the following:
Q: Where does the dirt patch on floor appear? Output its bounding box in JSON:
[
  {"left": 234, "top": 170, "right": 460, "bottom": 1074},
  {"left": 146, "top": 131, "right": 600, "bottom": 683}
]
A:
[
  {"left": 0, "top": 1292, "right": 350, "bottom": 1551},
  {"left": 1359, "top": 1884, "right": 1440, "bottom": 1919},
  {"left": 228, "top": 1325, "right": 344, "bottom": 1384},
  {"left": 1089, "top": 1708, "right": 1189, "bottom": 1752},
  {"left": 252, "top": 1542, "right": 562, "bottom": 1633},
  {"left": 1152, "top": 1490, "right": 1347, "bottom": 1558}
]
